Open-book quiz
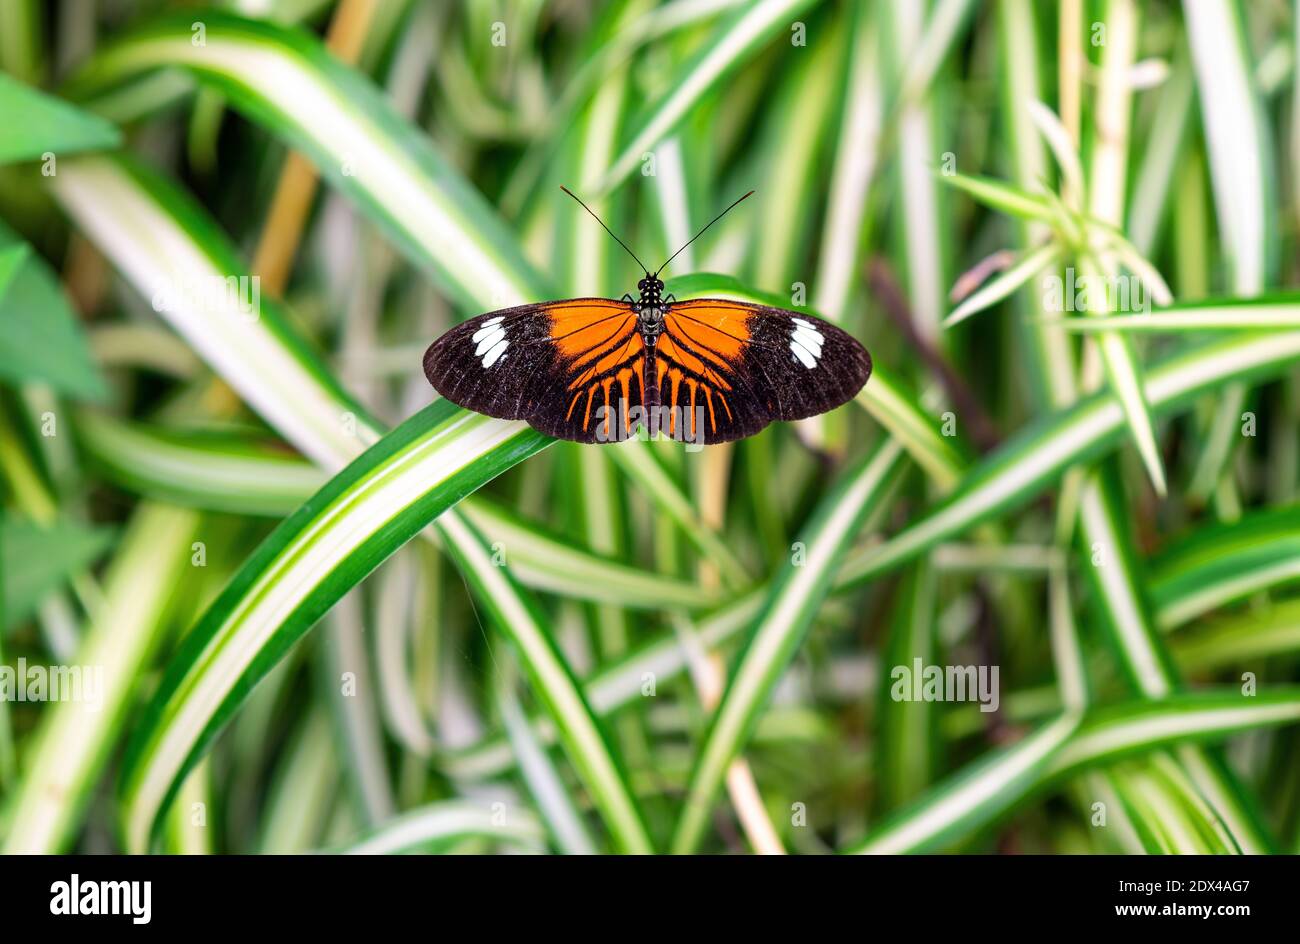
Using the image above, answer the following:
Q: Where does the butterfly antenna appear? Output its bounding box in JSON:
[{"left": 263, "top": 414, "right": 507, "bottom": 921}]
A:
[
  {"left": 560, "top": 186, "right": 651, "bottom": 274},
  {"left": 655, "top": 190, "right": 755, "bottom": 277}
]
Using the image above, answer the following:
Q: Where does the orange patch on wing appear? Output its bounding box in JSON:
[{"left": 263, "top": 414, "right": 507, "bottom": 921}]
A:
[
  {"left": 664, "top": 305, "right": 749, "bottom": 366},
  {"left": 549, "top": 302, "right": 632, "bottom": 353}
]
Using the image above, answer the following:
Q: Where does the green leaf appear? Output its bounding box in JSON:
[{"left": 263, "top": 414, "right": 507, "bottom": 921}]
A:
[
  {"left": 844, "top": 689, "right": 1300, "bottom": 853},
  {"left": 73, "top": 411, "right": 721, "bottom": 612},
  {"left": 846, "top": 712, "right": 1082, "bottom": 854},
  {"left": 331, "top": 800, "right": 546, "bottom": 854},
  {"left": 672, "top": 439, "right": 907, "bottom": 852},
  {"left": 2, "top": 504, "right": 198, "bottom": 853},
  {"left": 58, "top": 154, "right": 650, "bottom": 855},
  {"left": 75, "top": 412, "right": 329, "bottom": 517},
  {"left": 1183, "top": 0, "right": 1277, "bottom": 498},
  {"left": 1047, "top": 296, "right": 1300, "bottom": 332},
  {"left": 943, "top": 242, "right": 1059, "bottom": 329},
  {"left": 838, "top": 327, "right": 1300, "bottom": 588},
  {"left": 591, "top": 0, "right": 818, "bottom": 195},
  {"left": 66, "top": 12, "right": 548, "bottom": 313},
  {"left": 0, "top": 72, "right": 120, "bottom": 164},
  {"left": 941, "top": 172, "right": 1057, "bottom": 224},
  {"left": 115, "top": 402, "right": 554, "bottom": 852},
  {"left": 1149, "top": 504, "right": 1300, "bottom": 630},
  {"left": 0, "top": 516, "right": 114, "bottom": 631},
  {"left": 0, "top": 224, "right": 106, "bottom": 400},
  {"left": 0, "top": 244, "right": 26, "bottom": 299}
]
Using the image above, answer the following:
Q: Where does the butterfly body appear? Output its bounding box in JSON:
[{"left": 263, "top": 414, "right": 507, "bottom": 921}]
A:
[
  {"left": 632, "top": 276, "right": 667, "bottom": 422},
  {"left": 422, "top": 187, "right": 871, "bottom": 445}
]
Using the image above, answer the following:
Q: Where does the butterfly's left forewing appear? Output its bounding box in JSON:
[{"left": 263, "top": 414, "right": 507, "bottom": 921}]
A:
[{"left": 423, "top": 299, "right": 646, "bottom": 443}]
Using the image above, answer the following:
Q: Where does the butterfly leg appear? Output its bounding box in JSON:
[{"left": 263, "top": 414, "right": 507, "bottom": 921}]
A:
[
  {"left": 663, "top": 293, "right": 677, "bottom": 305},
  {"left": 621, "top": 293, "right": 635, "bottom": 304}
]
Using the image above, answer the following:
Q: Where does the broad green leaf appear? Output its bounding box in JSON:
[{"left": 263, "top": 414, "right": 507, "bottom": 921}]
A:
[
  {"left": 0, "top": 516, "right": 114, "bottom": 631},
  {"left": 0, "top": 72, "right": 120, "bottom": 164},
  {"left": 0, "top": 223, "right": 106, "bottom": 400}
]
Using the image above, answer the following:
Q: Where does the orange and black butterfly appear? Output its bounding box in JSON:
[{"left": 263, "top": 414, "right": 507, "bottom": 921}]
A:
[{"left": 423, "top": 188, "right": 871, "bottom": 445}]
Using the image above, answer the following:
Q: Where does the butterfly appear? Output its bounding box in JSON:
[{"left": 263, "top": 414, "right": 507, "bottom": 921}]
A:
[{"left": 423, "top": 188, "right": 871, "bottom": 445}]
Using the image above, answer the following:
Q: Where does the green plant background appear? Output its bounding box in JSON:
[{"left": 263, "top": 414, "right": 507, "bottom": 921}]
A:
[{"left": 2, "top": 0, "right": 1300, "bottom": 855}]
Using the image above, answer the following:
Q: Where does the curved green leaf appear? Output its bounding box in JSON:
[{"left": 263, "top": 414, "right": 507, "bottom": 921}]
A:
[
  {"left": 65, "top": 12, "right": 548, "bottom": 312},
  {"left": 672, "top": 439, "right": 907, "bottom": 852}
]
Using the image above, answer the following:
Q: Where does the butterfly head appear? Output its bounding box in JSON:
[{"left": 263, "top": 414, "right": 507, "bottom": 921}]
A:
[{"left": 637, "top": 274, "right": 664, "bottom": 308}]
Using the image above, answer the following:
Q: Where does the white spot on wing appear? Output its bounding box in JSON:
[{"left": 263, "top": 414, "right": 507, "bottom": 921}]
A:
[
  {"left": 471, "top": 316, "right": 505, "bottom": 346},
  {"left": 789, "top": 319, "right": 824, "bottom": 368},
  {"left": 474, "top": 329, "right": 503, "bottom": 355},
  {"left": 482, "top": 337, "right": 509, "bottom": 367}
]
